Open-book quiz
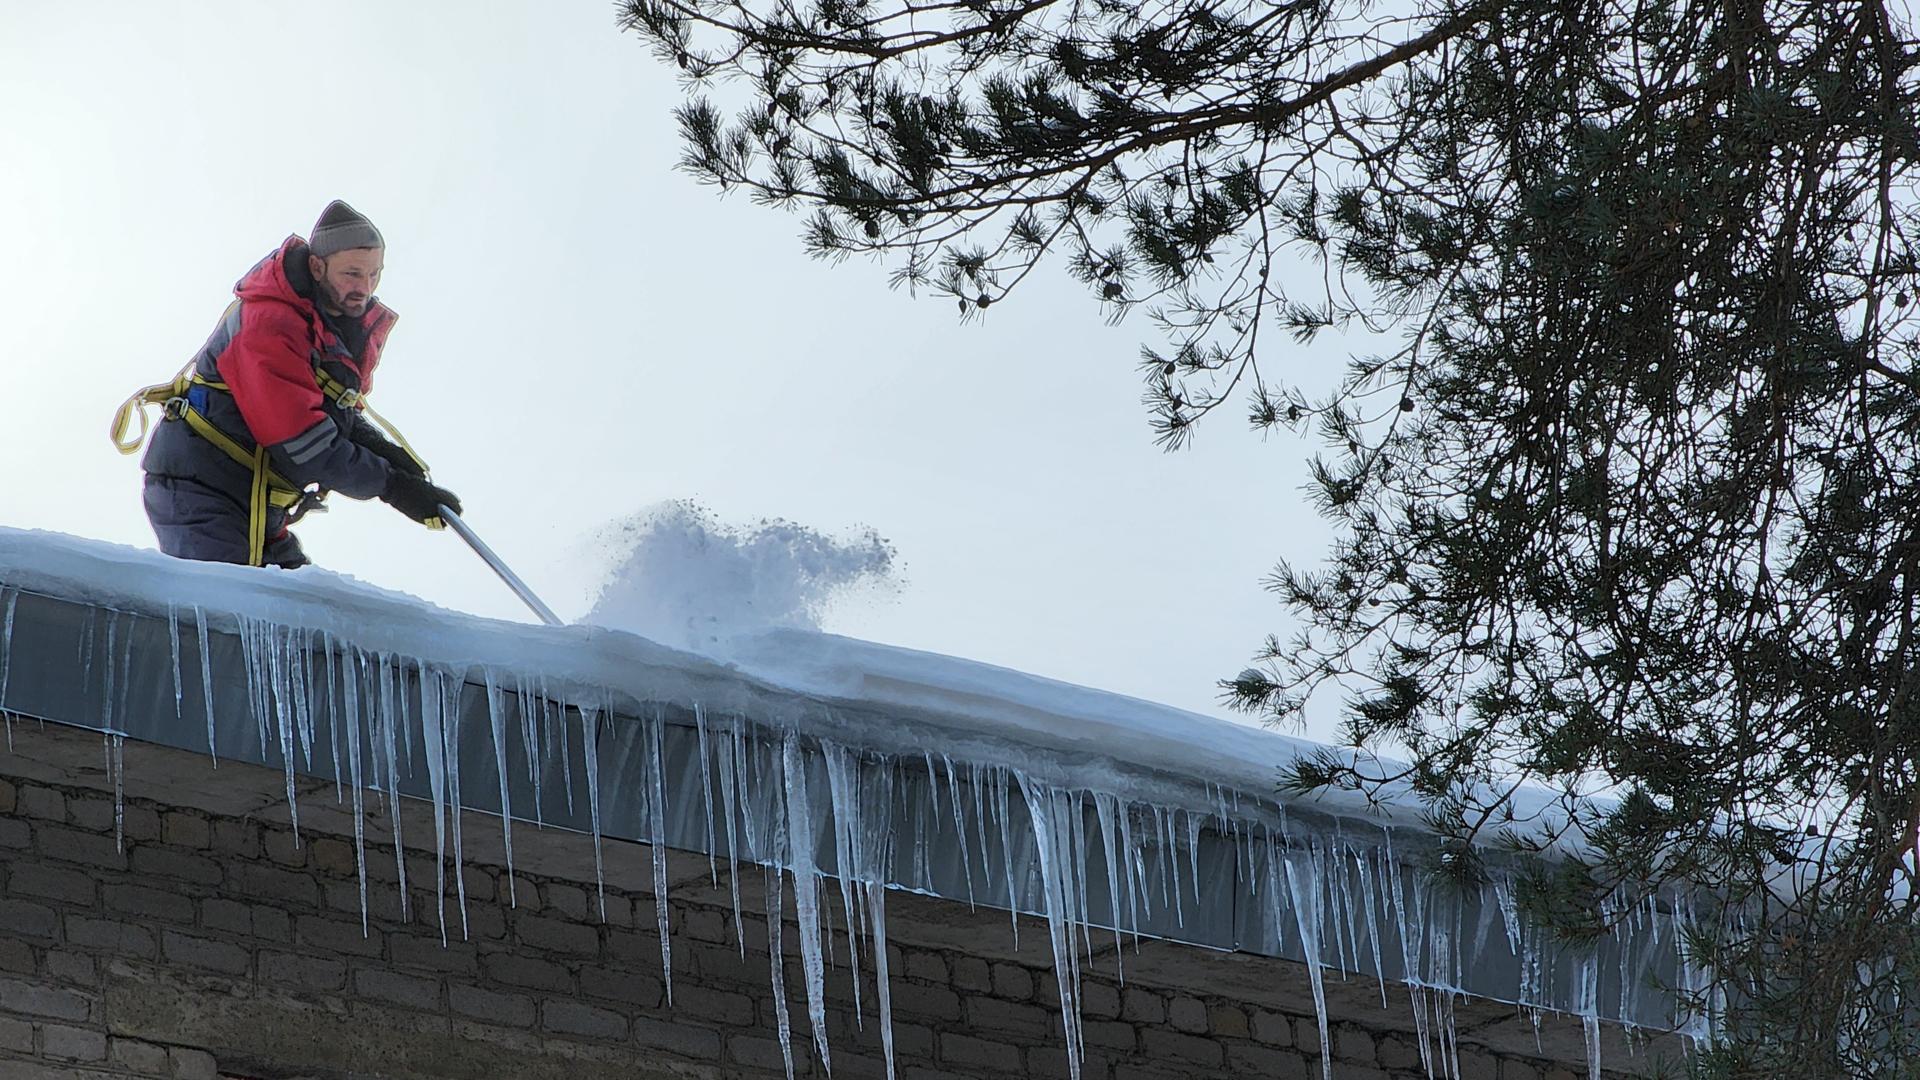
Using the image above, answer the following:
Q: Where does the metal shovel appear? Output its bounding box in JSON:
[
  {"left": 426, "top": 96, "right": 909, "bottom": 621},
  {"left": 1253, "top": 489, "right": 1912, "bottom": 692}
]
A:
[{"left": 439, "top": 506, "right": 564, "bottom": 627}]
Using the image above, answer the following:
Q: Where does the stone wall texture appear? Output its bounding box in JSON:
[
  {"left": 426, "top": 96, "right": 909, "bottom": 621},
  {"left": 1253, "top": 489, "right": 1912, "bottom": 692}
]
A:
[{"left": 0, "top": 728, "right": 1639, "bottom": 1080}]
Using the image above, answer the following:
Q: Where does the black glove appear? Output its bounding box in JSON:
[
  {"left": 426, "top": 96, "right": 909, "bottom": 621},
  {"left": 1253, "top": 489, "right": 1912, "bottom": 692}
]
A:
[
  {"left": 348, "top": 419, "right": 426, "bottom": 478},
  {"left": 380, "top": 470, "right": 462, "bottom": 524}
]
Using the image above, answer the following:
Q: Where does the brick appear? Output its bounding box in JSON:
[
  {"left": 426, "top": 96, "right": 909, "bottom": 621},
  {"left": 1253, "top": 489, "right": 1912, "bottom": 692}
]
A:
[
  {"left": 891, "top": 983, "right": 961, "bottom": 1021},
  {"left": 730, "top": 1035, "right": 806, "bottom": 1075},
  {"left": 1503, "top": 1060, "right": 1547, "bottom": 1080},
  {"left": 905, "top": 950, "right": 948, "bottom": 984},
  {"left": 543, "top": 998, "right": 627, "bottom": 1040},
  {"left": 1334, "top": 1024, "right": 1376, "bottom": 1063},
  {"left": 0, "top": 977, "right": 93, "bottom": 1020},
  {"left": 64, "top": 916, "right": 154, "bottom": 957},
  {"left": 8, "top": 863, "right": 97, "bottom": 905},
  {"left": 308, "top": 837, "right": 357, "bottom": 877},
  {"left": 0, "top": 939, "right": 32, "bottom": 972},
  {"left": 389, "top": 935, "right": 478, "bottom": 974},
  {"left": 67, "top": 796, "right": 117, "bottom": 832},
  {"left": 1250, "top": 1009, "right": 1294, "bottom": 1047},
  {"left": 577, "top": 965, "right": 663, "bottom": 1008},
  {"left": 18, "top": 785, "right": 65, "bottom": 821},
  {"left": 942, "top": 1033, "right": 1021, "bottom": 1071},
  {"left": 0, "top": 1015, "right": 29, "bottom": 1051},
  {"left": 111, "top": 1036, "right": 170, "bottom": 1073},
  {"left": 250, "top": 904, "right": 291, "bottom": 942},
  {"left": 951, "top": 956, "right": 991, "bottom": 993},
  {"left": 1228, "top": 1044, "right": 1312, "bottom": 1078},
  {"left": 131, "top": 847, "right": 223, "bottom": 886},
  {"left": 480, "top": 953, "right": 572, "bottom": 992},
  {"left": 541, "top": 883, "right": 590, "bottom": 920},
  {"left": 990, "top": 962, "right": 1034, "bottom": 1001},
  {"left": 1143, "top": 1029, "right": 1224, "bottom": 1067},
  {"left": 1210, "top": 1004, "right": 1250, "bottom": 1039},
  {"left": 325, "top": 880, "right": 405, "bottom": 923},
  {"left": 199, "top": 898, "right": 251, "bottom": 935},
  {"left": 45, "top": 952, "right": 95, "bottom": 986},
  {"left": 171, "top": 1045, "right": 219, "bottom": 1079},
  {"left": 1121, "top": 988, "right": 1165, "bottom": 1024},
  {"left": 0, "top": 899, "right": 60, "bottom": 939},
  {"left": 210, "top": 819, "right": 259, "bottom": 858},
  {"left": 0, "top": 817, "right": 29, "bottom": 849},
  {"left": 1376, "top": 1035, "right": 1422, "bottom": 1070},
  {"left": 1169, "top": 996, "right": 1208, "bottom": 1034},
  {"left": 262, "top": 827, "right": 305, "bottom": 867},
  {"left": 0, "top": 778, "right": 13, "bottom": 814},
  {"left": 230, "top": 863, "right": 317, "bottom": 907},
  {"left": 1294, "top": 1018, "right": 1321, "bottom": 1055},
  {"left": 664, "top": 984, "right": 750, "bottom": 1025},
  {"left": 105, "top": 883, "right": 196, "bottom": 924},
  {"left": 465, "top": 903, "right": 508, "bottom": 941},
  {"left": 963, "top": 996, "right": 1052, "bottom": 1036},
  {"left": 39, "top": 1022, "right": 107, "bottom": 1061},
  {"left": 1082, "top": 1020, "right": 1136, "bottom": 1053},
  {"left": 677, "top": 905, "right": 726, "bottom": 942},
  {"left": 37, "top": 826, "right": 126, "bottom": 870},
  {"left": 162, "top": 931, "right": 250, "bottom": 975},
  {"left": 161, "top": 812, "right": 211, "bottom": 849},
  {"left": 297, "top": 916, "right": 383, "bottom": 958},
  {"left": 259, "top": 951, "right": 347, "bottom": 991},
  {"left": 121, "top": 806, "right": 161, "bottom": 843},
  {"left": 450, "top": 983, "right": 534, "bottom": 1026},
  {"left": 1081, "top": 982, "right": 1120, "bottom": 1019},
  {"left": 632, "top": 1016, "right": 721, "bottom": 1058},
  {"left": 516, "top": 915, "right": 599, "bottom": 956},
  {"left": 356, "top": 968, "right": 441, "bottom": 1011}
]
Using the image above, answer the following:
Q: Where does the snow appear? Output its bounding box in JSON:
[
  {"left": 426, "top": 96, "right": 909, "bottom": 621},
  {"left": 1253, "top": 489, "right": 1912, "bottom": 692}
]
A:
[{"left": 0, "top": 526, "right": 1706, "bottom": 1078}]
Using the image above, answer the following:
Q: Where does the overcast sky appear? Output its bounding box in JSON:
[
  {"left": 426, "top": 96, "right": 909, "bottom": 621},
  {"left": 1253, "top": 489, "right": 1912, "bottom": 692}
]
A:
[{"left": 0, "top": 1, "right": 1356, "bottom": 736}]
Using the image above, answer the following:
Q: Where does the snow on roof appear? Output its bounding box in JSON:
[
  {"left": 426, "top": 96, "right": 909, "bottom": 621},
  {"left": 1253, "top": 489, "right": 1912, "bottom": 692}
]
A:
[{"left": 0, "top": 527, "right": 1703, "bottom": 1078}]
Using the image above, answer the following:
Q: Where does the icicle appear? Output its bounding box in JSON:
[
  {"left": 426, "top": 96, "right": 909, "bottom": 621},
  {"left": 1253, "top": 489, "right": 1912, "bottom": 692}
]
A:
[
  {"left": 103, "top": 732, "right": 125, "bottom": 851},
  {"left": 167, "top": 603, "right": 183, "bottom": 724},
  {"left": 101, "top": 612, "right": 117, "bottom": 736},
  {"left": 718, "top": 721, "right": 746, "bottom": 958},
  {"left": 858, "top": 757, "right": 899, "bottom": 1080},
  {"left": 993, "top": 770, "right": 1019, "bottom": 946},
  {"left": 1283, "top": 843, "right": 1332, "bottom": 1080},
  {"left": 443, "top": 671, "right": 469, "bottom": 940},
  {"left": 696, "top": 705, "right": 717, "bottom": 885},
  {"left": 0, "top": 586, "right": 15, "bottom": 748},
  {"left": 766, "top": 863, "right": 796, "bottom": 1080},
  {"left": 557, "top": 684, "right": 574, "bottom": 816},
  {"left": 944, "top": 755, "right": 974, "bottom": 907},
  {"left": 342, "top": 648, "right": 370, "bottom": 934},
  {"left": 1356, "top": 848, "right": 1388, "bottom": 1008},
  {"left": 646, "top": 710, "right": 673, "bottom": 1002},
  {"left": 377, "top": 655, "right": 409, "bottom": 922},
  {"left": 194, "top": 607, "right": 216, "bottom": 764},
  {"left": 579, "top": 703, "right": 606, "bottom": 916},
  {"left": 1017, "top": 775, "right": 1082, "bottom": 1080},
  {"left": 484, "top": 672, "right": 516, "bottom": 906},
  {"left": 322, "top": 634, "right": 343, "bottom": 803},
  {"left": 866, "top": 879, "right": 897, "bottom": 1080},
  {"left": 1094, "top": 793, "right": 1127, "bottom": 979},
  {"left": 821, "top": 742, "right": 864, "bottom": 1020},
  {"left": 782, "top": 734, "right": 831, "bottom": 1074},
  {"left": 419, "top": 666, "right": 451, "bottom": 945},
  {"left": 1577, "top": 953, "right": 1602, "bottom": 1080}
]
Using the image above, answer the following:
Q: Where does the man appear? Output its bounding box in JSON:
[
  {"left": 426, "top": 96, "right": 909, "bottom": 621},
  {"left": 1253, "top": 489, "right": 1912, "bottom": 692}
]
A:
[{"left": 138, "top": 200, "right": 461, "bottom": 568}]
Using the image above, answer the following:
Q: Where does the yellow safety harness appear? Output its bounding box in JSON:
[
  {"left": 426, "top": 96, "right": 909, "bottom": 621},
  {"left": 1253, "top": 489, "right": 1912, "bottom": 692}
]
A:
[{"left": 111, "top": 353, "right": 432, "bottom": 567}]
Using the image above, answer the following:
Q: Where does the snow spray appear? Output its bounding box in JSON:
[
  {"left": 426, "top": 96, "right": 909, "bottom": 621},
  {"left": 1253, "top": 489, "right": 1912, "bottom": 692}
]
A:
[{"left": 581, "top": 499, "right": 900, "bottom": 653}]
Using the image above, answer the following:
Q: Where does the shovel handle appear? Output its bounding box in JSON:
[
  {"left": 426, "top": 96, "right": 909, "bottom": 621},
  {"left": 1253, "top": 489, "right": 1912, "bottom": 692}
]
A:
[{"left": 439, "top": 506, "right": 565, "bottom": 627}]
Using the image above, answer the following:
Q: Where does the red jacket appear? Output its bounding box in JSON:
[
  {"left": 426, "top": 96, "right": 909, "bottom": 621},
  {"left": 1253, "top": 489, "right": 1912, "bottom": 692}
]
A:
[
  {"left": 224, "top": 235, "right": 397, "bottom": 446},
  {"left": 142, "top": 236, "right": 401, "bottom": 502}
]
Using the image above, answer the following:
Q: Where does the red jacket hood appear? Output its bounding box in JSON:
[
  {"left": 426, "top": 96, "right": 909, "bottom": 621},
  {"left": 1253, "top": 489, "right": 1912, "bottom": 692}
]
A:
[{"left": 235, "top": 235, "right": 398, "bottom": 341}]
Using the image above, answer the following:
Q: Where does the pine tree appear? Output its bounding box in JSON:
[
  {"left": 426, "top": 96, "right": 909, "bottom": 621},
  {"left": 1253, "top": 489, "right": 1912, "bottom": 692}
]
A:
[{"left": 620, "top": 0, "right": 1920, "bottom": 1070}]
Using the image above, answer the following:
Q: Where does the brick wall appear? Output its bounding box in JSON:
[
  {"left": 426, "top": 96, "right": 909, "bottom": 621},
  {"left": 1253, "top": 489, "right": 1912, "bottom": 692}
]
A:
[{"left": 0, "top": 724, "right": 1634, "bottom": 1080}]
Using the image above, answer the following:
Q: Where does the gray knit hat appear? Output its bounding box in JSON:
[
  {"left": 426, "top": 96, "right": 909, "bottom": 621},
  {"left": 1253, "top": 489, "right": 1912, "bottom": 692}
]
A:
[{"left": 309, "top": 200, "right": 384, "bottom": 258}]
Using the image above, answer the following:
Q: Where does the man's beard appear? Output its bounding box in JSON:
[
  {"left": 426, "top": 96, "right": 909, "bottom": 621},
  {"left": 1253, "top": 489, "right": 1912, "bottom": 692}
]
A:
[{"left": 319, "top": 280, "right": 369, "bottom": 316}]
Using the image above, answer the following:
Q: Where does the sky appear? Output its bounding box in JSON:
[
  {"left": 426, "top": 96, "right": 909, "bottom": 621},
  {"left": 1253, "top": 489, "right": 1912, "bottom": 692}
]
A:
[{"left": 0, "top": 0, "right": 1355, "bottom": 737}]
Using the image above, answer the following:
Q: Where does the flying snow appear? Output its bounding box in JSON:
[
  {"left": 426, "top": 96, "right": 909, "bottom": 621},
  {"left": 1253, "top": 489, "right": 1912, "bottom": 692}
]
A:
[{"left": 580, "top": 499, "right": 900, "bottom": 653}]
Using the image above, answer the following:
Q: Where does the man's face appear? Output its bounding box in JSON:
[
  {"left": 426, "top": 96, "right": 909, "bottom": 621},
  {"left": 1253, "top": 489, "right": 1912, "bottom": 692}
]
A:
[{"left": 308, "top": 248, "right": 384, "bottom": 317}]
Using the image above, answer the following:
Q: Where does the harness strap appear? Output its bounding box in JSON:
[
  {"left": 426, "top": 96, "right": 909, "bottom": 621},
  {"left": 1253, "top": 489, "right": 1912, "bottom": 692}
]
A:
[{"left": 111, "top": 358, "right": 417, "bottom": 565}]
